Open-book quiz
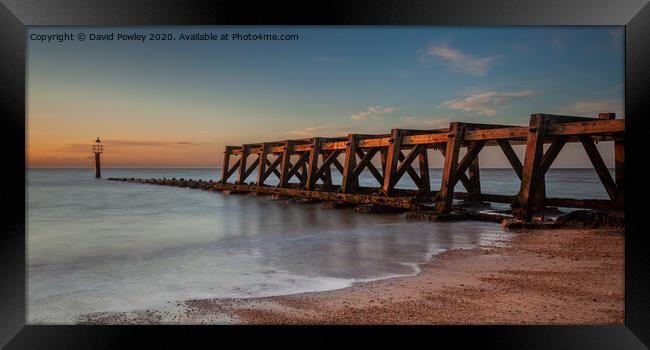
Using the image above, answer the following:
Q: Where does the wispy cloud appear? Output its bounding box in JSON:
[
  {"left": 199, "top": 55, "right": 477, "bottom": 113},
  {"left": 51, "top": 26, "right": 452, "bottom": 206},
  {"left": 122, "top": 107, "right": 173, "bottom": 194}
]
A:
[
  {"left": 349, "top": 106, "right": 398, "bottom": 121},
  {"left": 422, "top": 43, "right": 499, "bottom": 76},
  {"left": 563, "top": 99, "right": 623, "bottom": 116},
  {"left": 441, "top": 90, "right": 537, "bottom": 116}
]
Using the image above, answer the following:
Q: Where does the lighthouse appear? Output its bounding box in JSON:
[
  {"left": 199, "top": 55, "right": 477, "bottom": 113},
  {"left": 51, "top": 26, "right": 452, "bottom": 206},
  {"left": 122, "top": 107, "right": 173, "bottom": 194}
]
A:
[{"left": 92, "top": 137, "right": 103, "bottom": 178}]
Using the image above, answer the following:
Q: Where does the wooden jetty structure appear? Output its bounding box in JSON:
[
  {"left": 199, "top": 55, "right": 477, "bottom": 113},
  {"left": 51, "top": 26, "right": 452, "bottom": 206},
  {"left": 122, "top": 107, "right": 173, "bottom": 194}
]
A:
[
  {"left": 110, "top": 113, "right": 624, "bottom": 222},
  {"left": 216, "top": 113, "right": 624, "bottom": 221}
]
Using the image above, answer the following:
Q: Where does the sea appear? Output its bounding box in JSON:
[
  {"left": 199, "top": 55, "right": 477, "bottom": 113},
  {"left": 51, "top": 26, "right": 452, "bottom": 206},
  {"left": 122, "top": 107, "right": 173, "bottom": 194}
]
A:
[{"left": 26, "top": 168, "right": 613, "bottom": 323}]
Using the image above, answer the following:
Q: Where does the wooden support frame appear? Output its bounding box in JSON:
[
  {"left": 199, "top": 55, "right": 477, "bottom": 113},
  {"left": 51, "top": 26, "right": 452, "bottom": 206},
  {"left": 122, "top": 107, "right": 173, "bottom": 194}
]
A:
[
  {"left": 278, "top": 140, "right": 295, "bottom": 188},
  {"left": 220, "top": 146, "right": 242, "bottom": 184}
]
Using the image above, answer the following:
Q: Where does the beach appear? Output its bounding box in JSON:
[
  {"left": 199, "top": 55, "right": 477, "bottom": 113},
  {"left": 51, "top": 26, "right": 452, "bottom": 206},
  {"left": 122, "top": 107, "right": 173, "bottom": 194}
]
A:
[{"left": 79, "top": 226, "right": 624, "bottom": 325}]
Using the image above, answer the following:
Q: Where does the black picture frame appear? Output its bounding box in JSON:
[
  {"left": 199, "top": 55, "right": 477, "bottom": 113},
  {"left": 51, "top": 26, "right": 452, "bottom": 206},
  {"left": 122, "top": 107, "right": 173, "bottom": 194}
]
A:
[{"left": 1, "top": 0, "right": 648, "bottom": 348}]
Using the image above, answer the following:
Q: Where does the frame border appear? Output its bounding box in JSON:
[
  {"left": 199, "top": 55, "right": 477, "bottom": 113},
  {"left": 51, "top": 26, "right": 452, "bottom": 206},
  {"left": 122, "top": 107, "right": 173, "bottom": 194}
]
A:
[{"left": 1, "top": 0, "right": 648, "bottom": 348}]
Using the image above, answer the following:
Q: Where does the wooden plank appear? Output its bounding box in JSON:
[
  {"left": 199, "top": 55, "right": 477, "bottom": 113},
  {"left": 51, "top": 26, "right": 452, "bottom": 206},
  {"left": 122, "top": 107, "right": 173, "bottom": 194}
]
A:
[
  {"left": 580, "top": 135, "right": 617, "bottom": 201},
  {"left": 497, "top": 139, "right": 523, "bottom": 179},
  {"left": 464, "top": 127, "right": 528, "bottom": 141},
  {"left": 514, "top": 114, "right": 548, "bottom": 221},
  {"left": 341, "top": 134, "right": 359, "bottom": 193},
  {"left": 546, "top": 119, "right": 624, "bottom": 137},
  {"left": 398, "top": 150, "right": 422, "bottom": 187},
  {"left": 382, "top": 129, "right": 403, "bottom": 195},
  {"left": 286, "top": 151, "right": 310, "bottom": 182},
  {"left": 435, "top": 122, "right": 463, "bottom": 212},
  {"left": 437, "top": 144, "right": 473, "bottom": 194}
]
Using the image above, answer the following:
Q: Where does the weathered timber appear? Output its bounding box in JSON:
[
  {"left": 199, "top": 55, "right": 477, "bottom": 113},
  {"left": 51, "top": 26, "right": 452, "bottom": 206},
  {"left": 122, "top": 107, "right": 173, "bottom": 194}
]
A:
[{"left": 513, "top": 114, "right": 548, "bottom": 221}]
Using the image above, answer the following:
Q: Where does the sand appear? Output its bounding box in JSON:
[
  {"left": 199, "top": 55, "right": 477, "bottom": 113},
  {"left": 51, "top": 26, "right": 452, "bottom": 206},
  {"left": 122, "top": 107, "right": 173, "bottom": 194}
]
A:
[{"left": 79, "top": 227, "right": 624, "bottom": 325}]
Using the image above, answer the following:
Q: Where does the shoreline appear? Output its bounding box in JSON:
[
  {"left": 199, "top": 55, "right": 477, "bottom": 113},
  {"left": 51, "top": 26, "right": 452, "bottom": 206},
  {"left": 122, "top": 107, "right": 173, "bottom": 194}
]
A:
[{"left": 78, "top": 227, "right": 623, "bottom": 325}]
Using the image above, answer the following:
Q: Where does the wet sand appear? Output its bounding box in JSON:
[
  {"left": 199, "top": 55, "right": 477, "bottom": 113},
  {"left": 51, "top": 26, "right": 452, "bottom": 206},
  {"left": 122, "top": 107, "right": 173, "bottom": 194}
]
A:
[{"left": 79, "top": 227, "right": 624, "bottom": 325}]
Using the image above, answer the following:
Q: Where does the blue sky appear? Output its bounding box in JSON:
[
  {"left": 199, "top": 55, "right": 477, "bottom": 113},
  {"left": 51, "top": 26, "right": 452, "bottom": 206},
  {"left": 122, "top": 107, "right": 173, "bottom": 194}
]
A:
[{"left": 27, "top": 26, "right": 623, "bottom": 167}]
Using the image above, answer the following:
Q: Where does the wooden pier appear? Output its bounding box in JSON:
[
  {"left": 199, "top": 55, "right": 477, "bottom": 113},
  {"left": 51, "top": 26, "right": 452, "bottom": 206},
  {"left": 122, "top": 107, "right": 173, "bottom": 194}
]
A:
[
  {"left": 219, "top": 113, "right": 624, "bottom": 221},
  {"left": 111, "top": 113, "right": 624, "bottom": 222}
]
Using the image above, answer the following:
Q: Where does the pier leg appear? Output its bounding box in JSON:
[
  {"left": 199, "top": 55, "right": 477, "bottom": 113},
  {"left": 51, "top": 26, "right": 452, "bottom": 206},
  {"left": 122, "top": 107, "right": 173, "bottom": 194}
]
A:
[
  {"left": 256, "top": 143, "right": 270, "bottom": 186},
  {"left": 382, "top": 129, "right": 403, "bottom": 195},
  {"left": 341, "top": 134, "right": 359, "bottom": 193},
  {"left": 220, "top": 146, "right": 232, "bottom": 184},
  {"left": 514, "top": 114, "right": 548, "bottom": 221},
  {"left": 279, "top": 140, "right": 295, "bottom": 188},
  {"left": 436, "top": 123, "right": 463, "bottom": 212},
  {"left": 237, "top": 145, "right": 250, "bottom": 184},
  {"left": 305, "top": 138, "right": 321, "bottom": 190}
]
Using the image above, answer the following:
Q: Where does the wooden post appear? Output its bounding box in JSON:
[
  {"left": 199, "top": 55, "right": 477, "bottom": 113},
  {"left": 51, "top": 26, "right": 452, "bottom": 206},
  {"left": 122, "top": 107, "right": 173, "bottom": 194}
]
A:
[
  {"left": 418, "top": 147, "right": 431, "bottom": 196},
  {"left": 382, "top": 129, "right": 403, "bottom": 195},
  {"left": 615, "top": 139, "right": 624, "bottom": 209},
  {"left": 256, "top": 143, "right": 270, "bottom": 186},
  {"left": 468, "top": 156, "right": 481, "bottom": 202},
  {"left": 305, "top": 138, "right": 321, "bottom": 190},
  {"left": 514, "top": 114, "right": 548, "bottom": 221},
  {"left": 220, "top": 146, "right": 232, "bottom": 184},
  {"left": 341, "top": 134, "right": 358, "bottom": 193},
  {"left": 435, "top": 123, "right": 463, "bottom": 212},
  {"left": 236, "top": 145, "right": 250, "bottom": 184},
  {"left": 278, "top": 140, "right": 295, "bottom": 188}
]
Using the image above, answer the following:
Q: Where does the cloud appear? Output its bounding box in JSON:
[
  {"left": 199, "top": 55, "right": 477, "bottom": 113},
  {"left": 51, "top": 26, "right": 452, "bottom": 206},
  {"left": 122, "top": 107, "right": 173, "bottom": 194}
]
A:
[
  {"left": 422, "top": 43, "right": 499, "bottom": 76},
  {"left": 563, "top": 99, "right": 623, "bottom": 116},
  {"left": 350, "top": 106, "right": 398, "bottom": 121},
  {"left": 441, "top": 90, "right": 537, "bottom": 116}
]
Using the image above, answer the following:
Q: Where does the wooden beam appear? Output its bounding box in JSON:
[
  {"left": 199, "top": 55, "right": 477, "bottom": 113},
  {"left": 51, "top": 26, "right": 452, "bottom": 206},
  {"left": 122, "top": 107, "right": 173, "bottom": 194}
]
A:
[
  {"left": 236, "top": 145, "right": 250, "bottom": 184},
  {"left": 220, "top": 146, "right": 233, "bottom": 184},
  {"left": 242, "top": 155, "right": 260, "bottom": 183},
  {"left": 546, "top": 119, "right": 624, "bottom": 137},
  {"left": 497, "top": 139, "right": 523, "bottom": 180},
  {"left": 436, "top": 122, "right": 464, "bottom": 212},
  {"left": 514, "top": 114, "right": 548, "bottom": 221},
  {"left": 456, "top": 141, "right": 486, "bottom": 179},
  {"left": 314, "top": 149, "right": 343, "bottom": 184},
  {"left": 395, "top": 145, "right": 423, "bottom": 186},
  {"left": 224, "top": 158, "right": 241, "bottom": 181},
  {"left": 382, "top": 129, "right": 403, "bottom": 195},
  {"left": 580, "top": 136, "right": 617, "bottom": 201},
  {"left": 256, "top": 143, "right": 270, "bottom": 186},
  {"left": 278, "top": 140, "right": 295, "bottom": 188},
  {"left": 540, "top": 137, "right": 567, "bottom": 174},
  {"left": 305, "top": 138, "right": 321, "bottom": 190},
  {"left": 353, "top": 148, "right": 382, "bottom": 184},
  {"left": 263, "top": 157, "right": 282, "bottom": 180},
  {"left": 286, "top": 151, "right": 310, "bottom": 183},
  {"left": 341, "top": 134, "right": 359, "bottom": 193}
]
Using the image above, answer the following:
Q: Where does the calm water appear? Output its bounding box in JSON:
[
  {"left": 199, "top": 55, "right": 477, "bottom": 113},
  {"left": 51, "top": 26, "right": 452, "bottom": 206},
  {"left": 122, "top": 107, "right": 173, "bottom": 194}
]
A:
[{"left": 27, "top": 168, "right": 611, "bottom": 323}]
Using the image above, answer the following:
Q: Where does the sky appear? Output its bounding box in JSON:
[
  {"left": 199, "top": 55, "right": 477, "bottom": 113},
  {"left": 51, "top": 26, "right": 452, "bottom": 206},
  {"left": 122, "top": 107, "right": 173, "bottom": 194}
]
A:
[{"left": 27, "top": 26, "right": 624, "bottom": 168}]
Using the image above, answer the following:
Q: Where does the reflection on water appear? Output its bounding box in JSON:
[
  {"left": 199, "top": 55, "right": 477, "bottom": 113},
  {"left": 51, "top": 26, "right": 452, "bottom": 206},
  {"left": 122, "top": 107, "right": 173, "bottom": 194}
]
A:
[{"left": 28, "top": 167, "right": 607, "bottom": 323}]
